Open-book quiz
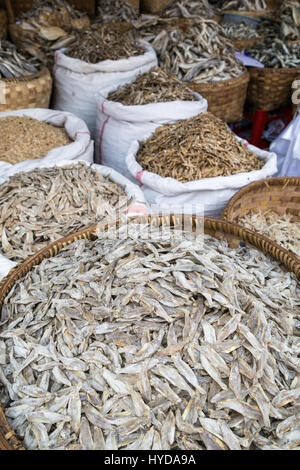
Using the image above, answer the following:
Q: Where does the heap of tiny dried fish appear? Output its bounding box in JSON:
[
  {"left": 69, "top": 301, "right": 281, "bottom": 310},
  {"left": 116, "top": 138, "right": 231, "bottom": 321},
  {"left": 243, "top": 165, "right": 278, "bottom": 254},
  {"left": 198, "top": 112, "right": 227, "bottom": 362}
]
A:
[
  {"left": 107, "top": 67, "right": 198, "bottom": 106},
  {"left": 222, "top": 0, "right": 267, "bottom": 11},
  {"left": 280, "top": 1, "right": 300, "bottom": 41},
  {"left": 0, "top": 163, "right": 129, "bottom": 262},
  {"left": 246, "top": 38, "right": 300, "bottom": 67},
  {"left": 66, "top": 26, "right": 144, "bottom": 63},
  {"left": 0, "top": 221, "right": 299, "bottom": 450},
  {"left": 10, "top": 0, "right": 90, "bottom": 69},
  {"left": 136, "top": 112, "right": 263, "bottom": 182},
  {"left": 0, "top": 41, "right": 42, "bottom": 78},
  {"left": 161, "top": 0, "right": 219, "bottom": 18},
  {"left": 96, "top": 0, "right": 138, "bottom": 23},
  {"left": 0, "top": 116, "right": 72, "bottom": 164},
  {"left": 239, "top": 210, "right": 300, "bottom": 258},
  {"left": 221, "top": 22, "right": 260, "bottom": 40},
  {"left": 136, "top": 19, "right": 244, "bottom": 83}
]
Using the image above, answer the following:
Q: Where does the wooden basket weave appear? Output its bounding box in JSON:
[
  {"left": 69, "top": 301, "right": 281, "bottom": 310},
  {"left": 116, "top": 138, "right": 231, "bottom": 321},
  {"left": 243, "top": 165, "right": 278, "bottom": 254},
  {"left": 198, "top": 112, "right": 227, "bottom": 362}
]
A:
[
  {"left": 246, "top": 66, "right": 300, "bottom": 111},
  {"left": 141, "top": 0, "right": 172, "bottom": 14},
  {"left": 0, "top": 67, "right": 52, "bottom": 112},
  {"left": 0, "top": 8, "right": 7, "bottom": 39},
  {"left": 187, "top": 69, "right": 250, "bottom": 123},
  {"left": 0, "top": 213, "right": 299, "bottom": 450}
]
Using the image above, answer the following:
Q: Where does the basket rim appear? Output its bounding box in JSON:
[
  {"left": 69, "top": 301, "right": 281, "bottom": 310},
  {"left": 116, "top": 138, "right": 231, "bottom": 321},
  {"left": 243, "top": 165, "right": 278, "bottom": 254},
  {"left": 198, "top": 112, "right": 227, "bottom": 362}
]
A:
[
  {"left": 0, "top": 213, "right": 299, "bottom": 450},
  {"left": 247, "top": 65, "right": 300, "bottom": 74},
  {"left": 221, "top": 8, "right": 273, "bottom": 16},
  {"left": 187, "top": 68, "right": 249, "bottom": 90},
  {"left": 0, "top": 65, "right": 50, "bottom": 83}
]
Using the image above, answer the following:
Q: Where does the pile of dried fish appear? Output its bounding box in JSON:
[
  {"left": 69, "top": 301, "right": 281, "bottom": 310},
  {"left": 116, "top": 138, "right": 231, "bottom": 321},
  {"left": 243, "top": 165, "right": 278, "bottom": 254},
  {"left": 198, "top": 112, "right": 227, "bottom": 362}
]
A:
[
  {"left": 0, "top": 163, "right": 129, "bottom": 262},
  {"left": 0, "top": 221, "right": 299, "bottom": 450},
  {"left": 280, "top": 1, "right": 300, "bottom": 41},
  {"left": 136, "top": 19, "right": 244, "bottom": 83},
  {"left": 222, "top": 0, "right": 267, "bottom": 11},
  {"left": 239, "top": 210, "right": 300, "bottom": 258},
  {"left": 107, "top": 67, "right": 198, "bottom": 106},
  {"left": 246, "top": 38, "right": 300, "bottom": 67},
  {"left": 221, "top": 23, "right": 260, "bottom": 40},
  {"left": 0, "top": 41, "right": 42, "bottom": 79},
  {"left": 161, "top": 0, "right": 219, "bottom": 18},
  {"left": 66, "top": 26, "right": 144, "bottom": 63},
  {"left": 10, "top": 0, "right": 90, "bottom": 69},
  {"left": 96, "top": 0, "right": 138, "bottom": 23},
  {"left": 257, "top": 17, "right": 280, "bottom": 40},
  {"left": 136, "top": 113, "right": 264, "bottom": 182},
  {"left": 0, "top": 116, "right": 72, "bottom": 165}
]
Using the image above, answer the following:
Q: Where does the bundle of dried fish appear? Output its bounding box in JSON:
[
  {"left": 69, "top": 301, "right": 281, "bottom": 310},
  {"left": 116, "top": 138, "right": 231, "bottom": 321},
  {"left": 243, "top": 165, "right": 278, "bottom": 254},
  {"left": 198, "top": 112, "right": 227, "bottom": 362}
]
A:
[
  {"left": 246, "top": 38, "right": 300, "bottom": 67},
  {"left": 239, "top": 210, "right": 300, "bottom": 257},
  {"left": 221, "top": 22, "right": 260, "bottom": 40},
  {"left": 136, "top": 112, "right": 263, "bottom": 182},
  {"left": 0, "top": 116, "right": 72, "bottom": 164},
  {"left": 161, "top": 0, "right": 219, "bottom": 18},
  {"left": 280, "top": 1, "right": 300, "bottom": 41},
  {"left": 136, "top": 19, "right": 244, "bottom": 83},
  {"left": 0, "top": 221, "right": 299, "bottom": 450},
  {"left": 222, "top": 0, "right": 267, "bottom": 11},
  {"left": 0, "top": 163, "right": 129, "bottom": 262},
  {"left": 107, "top": 67, "right": 197, "bottom": 106},
  {"left": 66, "top": 26, "right": 144, "bottom": 63},
  {"left": 0, "top": 41, "right": 42, "bottom": 79},
  {"left": 96, "top": 0, "right": 138, "bottom": 23}
]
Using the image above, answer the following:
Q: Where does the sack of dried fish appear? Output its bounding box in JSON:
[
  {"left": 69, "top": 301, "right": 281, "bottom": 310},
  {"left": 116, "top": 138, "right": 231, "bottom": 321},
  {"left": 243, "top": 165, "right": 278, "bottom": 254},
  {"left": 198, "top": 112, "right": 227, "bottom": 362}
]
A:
[
  {"left": 0, "top": 9, "right": 7, "bottom": 40},
  {"left": 270, "top": 112, "right": 300, "bottom": 176},
  {"left": 161, "top": 0, "right": 220, "bottom": 19},
  {"left": 0, "top": 217, "right": 299, "bottom": 450},
  {"left": 94, "top": 66, "right": 208, "bottom": 177},
  {"left": 52, "top": 27, "right": 157, "bottom": 138},
  {"left": 9, "top": 0, "right": 90, "bottom": 70},
  {"left": 0, "top": 160, "right": 147, "bottom": 267},
  {"left": 126, "top": 112, "right": 277, "bottom": 216},
  {"left": 0, "top": 109, "right": 93, "bottom": 175},
  {"left": 96, "top": 0, "right": 139, "bottom": 23}
]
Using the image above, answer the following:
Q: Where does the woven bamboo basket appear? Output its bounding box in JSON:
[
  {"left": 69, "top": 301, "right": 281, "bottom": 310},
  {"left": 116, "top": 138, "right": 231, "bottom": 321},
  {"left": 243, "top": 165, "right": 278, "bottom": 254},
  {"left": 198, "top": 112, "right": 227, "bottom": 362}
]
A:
[
  {"left": 0, "top": 213, "right": 300, "bottom": 450},
  {"left": 231, "top": 36, "right": 263, "bottom": 51},
  {"left": 246, "top": 66, "right": 300, "bottom": 111},
  {"left": 0, "top": 67, "right": 52, "bottom": 112},
  {"left": 141, "top": 0, "right": 173, "bottom": 14},
  {"left": 222, "top": 177, "right": 300, "bottom": 261},
  {"left": 187, "top": 69, "right": 250, "bottom": 123},
  {"left": 0, "top": 8, "right": 7, "bottom": 39}
]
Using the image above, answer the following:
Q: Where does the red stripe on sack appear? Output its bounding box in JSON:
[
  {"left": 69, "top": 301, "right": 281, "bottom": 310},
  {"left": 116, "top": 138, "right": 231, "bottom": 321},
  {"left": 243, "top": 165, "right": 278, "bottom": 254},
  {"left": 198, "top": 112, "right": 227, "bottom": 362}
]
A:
[
  {"left": 98, "top": 117, "right": 110, "bottom": 164},
  {"left": 136, "top": 171, "right": 144, "bottom": 182}
]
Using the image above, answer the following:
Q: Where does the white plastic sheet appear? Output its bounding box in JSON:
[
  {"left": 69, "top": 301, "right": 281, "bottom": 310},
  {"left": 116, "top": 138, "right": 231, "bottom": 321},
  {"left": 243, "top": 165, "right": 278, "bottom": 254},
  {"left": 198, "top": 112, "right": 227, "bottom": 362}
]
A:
[{"left": 270, "top": 110, "right": 300, "bottom": 177}]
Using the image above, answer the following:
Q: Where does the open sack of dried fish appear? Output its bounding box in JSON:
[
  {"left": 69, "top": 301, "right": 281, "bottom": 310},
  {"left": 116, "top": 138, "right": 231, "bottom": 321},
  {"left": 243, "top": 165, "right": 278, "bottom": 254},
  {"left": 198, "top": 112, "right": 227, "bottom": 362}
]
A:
[
  {"left": 161, "top": 0, "right": 219, "bottom": 19},
  {"left": 126, "top": 112, "right": 277, "bottom": 216},
  {"left": 94, "top": 66, "right": 207, "bottom": 176},
  {"left": 280, "top": 1, "right": 300, "bottom": 42},
  {"left": 0, "top": 161, "right": 147, "bottom": 267},
  {"left": 96, "top": 0, "right": 139, "bottom": 23},
  {"left": 222, "top": 0, "right": 267, "bottom": 11},
  {"left": 9, "top": 0, "right": 90, "bottom": 70},
  {"left": 0, "top": 109, "right": 93, "bottom": 174},
  {"left": 0, "top": 40, "right": 43, "bottom": 79},
  {"left": 135, "top": 18, "right": 244, "bottom": 83},
  {"left": 52, "top": 26, "right": 157, "bottom": 138},
  {"left": 0, "top": 219, "right": 299, "bottom": 450}
]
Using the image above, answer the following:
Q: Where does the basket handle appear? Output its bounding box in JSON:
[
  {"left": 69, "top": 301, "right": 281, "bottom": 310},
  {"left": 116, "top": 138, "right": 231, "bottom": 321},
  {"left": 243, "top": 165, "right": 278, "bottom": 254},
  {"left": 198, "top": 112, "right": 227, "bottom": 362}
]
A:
[{"left": 5, "top": 0, "right": 14, "bottom": 24}]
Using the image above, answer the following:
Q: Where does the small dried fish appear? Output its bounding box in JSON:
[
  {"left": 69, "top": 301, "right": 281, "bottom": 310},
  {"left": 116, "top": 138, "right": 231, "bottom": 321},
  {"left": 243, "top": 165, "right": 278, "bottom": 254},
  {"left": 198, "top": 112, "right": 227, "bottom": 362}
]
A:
[
  {"left": 136, "top": 112, "right": 264, "bottom": 182},
  {"left": 222, "top": 0, "right": 267, "bottom": 11},
  {"left": 221, "top": 22, "right": 260, "bottom": 40},
  {"left": 96, "top": 0, "right": 138, "bottom": 23},
  {"left": 161, "top": 0, "right": 219, "bottom": 18},
  {"left": 0, "top": 41, "right": 41, "bottom": 79},
  {"left": 280, "top": 1, "right": 300, "bottom": 41},
  {"left": 246, "top": 38, "right": 300, "bottom": 68}
]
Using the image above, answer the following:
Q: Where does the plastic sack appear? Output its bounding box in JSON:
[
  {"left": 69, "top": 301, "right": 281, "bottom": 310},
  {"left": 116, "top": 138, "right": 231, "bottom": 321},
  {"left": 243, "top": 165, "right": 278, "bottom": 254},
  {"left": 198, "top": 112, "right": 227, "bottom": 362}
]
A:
[
  {"left": 0, "top": 108, "right": 93, "bottom": 180},
  {"left": 270, "top": 110, "right": 300, "bottom": 177},
  {"left": 126, "top": 138, "right": 278, "bottom": 217},
  {"left": 0, "top": 159, "right": 148, "bottom": 280},
  {"left": 95, "top": 87, "right": 208, "bottom": 181},
  {"left": 52, "top": 43, "right": 157, "bottom": 139}
]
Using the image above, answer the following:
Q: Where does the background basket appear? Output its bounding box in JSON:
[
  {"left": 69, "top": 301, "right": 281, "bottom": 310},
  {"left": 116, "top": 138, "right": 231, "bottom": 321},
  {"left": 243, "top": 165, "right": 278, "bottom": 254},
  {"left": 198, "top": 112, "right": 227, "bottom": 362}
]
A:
[
  {"left": 0, "top": 8, "right": 7, "bottom": 39},
  {"left": 0, "top": 0, "right": 96, "bottom": 17},
  {"left": 246, "top": 66, "right": 300, "bottom": 111},
  {"left": 187, "top": 69, "right": 250, "bottom": 123},
  {"left": 0, "top": 67, "right": 52, "bottom": 112},
  {"left": 140, "top": 0, "right": 172, "bottom": 14}
]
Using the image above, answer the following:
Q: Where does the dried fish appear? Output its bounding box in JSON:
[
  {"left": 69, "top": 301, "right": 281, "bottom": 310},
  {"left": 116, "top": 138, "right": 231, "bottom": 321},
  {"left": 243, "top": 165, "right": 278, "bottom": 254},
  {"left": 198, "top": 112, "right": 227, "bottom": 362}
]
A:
[
  {"left": 246, "top": 38, "right": 300, "bottom": 68},
  {"left": 161, "top": 0, "right": 219, "bottom": 18},
  {"left": 136, "top": 112, "right": 264, "bottom": 182},
  {"left": 0, "top": 116, "right": 72, "bottom": 164},
  {"left": 0, "top": 221, "right": 299, "bottom": 450},
  {"left": 0, "top": 40, "right": 42, "bottom": 79},
  {"left": 280, "top": 1, "right": 300, "bottom": 41},
  {"left": 221, "top": 22, "right": 260, "bottom": 40},
  {"left": 222, "top": 0, "right": 267, "bottom": 11},
  {"left": 239, "top": 210, "right": 300, "bottom": 259},
  {"left": 107, "top": 66, "right": 197, "bottom": 105},
  {"left": 96, "top": 0, "right": 138, "bottom": 23}
]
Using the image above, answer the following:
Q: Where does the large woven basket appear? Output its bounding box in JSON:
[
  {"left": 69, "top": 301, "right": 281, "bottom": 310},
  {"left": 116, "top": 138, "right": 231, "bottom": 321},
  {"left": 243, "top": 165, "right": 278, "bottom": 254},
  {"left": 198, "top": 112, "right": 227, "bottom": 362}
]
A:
[
  {"left": 187, "top": 69, "right": 250, "bottom": 123},
  {"left": 141, "top": 0, "right": 172, "bottom": 14},
  {"left": 0, "top": 67, "right": 52, "bottom": 112},
  {"left": 0, "top": 8, "right": 7, "bottom": 39},
  {"left": 246, "top": 66, "right": 300, "bottom": 111},
  {"left": 0, "top": 213, "right": 299, "bottom": 450}
]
